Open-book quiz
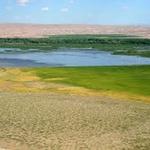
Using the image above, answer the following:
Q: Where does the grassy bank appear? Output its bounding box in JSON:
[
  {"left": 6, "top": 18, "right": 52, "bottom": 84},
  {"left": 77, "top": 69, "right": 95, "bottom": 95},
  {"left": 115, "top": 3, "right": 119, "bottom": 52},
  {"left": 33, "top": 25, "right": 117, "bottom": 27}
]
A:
[
  {"left": 0, "top": 34, "right": 150, "bottom": 57},
  {"left": 29, "top": 65, "right": 150, "bottom": 99}
]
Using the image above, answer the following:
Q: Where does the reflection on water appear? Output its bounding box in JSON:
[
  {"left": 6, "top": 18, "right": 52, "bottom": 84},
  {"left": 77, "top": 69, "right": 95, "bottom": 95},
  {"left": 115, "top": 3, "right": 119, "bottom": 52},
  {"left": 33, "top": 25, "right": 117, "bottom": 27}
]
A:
[{"left": 0, "top": 48, "right": 150, "bottom": 67}]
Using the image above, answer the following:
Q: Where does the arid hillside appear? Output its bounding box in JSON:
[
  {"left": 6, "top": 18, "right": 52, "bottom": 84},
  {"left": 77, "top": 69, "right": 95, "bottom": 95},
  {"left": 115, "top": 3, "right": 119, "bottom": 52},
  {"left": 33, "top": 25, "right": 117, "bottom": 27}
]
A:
[{"left": 0, "top": 24, "right": 150, "bottom": 38}]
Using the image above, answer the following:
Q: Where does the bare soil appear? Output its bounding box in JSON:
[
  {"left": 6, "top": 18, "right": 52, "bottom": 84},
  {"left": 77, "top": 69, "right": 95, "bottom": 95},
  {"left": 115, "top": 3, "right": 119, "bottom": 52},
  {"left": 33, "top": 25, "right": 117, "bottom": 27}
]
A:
[
  {"left": 0, "top": 24, "right": 150, "bottom": 38},
  {"left": 0, "top": 92, "right": 150, "bottom": 150}
]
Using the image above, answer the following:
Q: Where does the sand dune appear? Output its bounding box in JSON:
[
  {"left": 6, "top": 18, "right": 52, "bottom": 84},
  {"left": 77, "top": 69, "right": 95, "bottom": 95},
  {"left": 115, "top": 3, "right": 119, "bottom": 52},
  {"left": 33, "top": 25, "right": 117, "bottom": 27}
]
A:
[{"left": 0, "top": 24, "right": 150, "bottom": 38}]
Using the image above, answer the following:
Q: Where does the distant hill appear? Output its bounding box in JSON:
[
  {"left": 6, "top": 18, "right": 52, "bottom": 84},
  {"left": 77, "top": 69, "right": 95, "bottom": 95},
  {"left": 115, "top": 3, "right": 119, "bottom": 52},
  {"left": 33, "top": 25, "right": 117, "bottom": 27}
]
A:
[{"left": 0, "top": 24, "right": 150, "bottom": 38}]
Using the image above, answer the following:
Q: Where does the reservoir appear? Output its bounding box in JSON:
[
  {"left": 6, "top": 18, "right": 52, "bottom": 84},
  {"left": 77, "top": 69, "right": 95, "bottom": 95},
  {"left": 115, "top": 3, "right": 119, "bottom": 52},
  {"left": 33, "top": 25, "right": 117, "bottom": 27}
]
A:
[{"left": 0, "top": 48, "right": 150, "bottom": 67}]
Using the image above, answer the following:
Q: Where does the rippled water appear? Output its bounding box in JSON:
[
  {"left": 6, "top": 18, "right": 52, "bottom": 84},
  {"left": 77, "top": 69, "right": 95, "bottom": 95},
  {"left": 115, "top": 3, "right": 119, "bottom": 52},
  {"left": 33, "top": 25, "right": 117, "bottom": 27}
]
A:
[{"left": 0, "top": 48, "right": 150, "bottom": 67}]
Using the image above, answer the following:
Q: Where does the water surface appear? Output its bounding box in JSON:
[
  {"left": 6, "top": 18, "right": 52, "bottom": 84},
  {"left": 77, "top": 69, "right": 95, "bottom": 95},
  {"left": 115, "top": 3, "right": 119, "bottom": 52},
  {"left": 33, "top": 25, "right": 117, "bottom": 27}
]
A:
[{"left": 0, "top": 48, "right": 150, "bottom": 67}]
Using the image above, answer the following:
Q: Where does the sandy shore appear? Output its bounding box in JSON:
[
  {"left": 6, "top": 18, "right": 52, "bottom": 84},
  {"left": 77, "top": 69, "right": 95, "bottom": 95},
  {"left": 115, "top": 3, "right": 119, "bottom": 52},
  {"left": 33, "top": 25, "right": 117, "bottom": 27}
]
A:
[{"left": 0, "top": 24, "right": 150, "bottom": 38}]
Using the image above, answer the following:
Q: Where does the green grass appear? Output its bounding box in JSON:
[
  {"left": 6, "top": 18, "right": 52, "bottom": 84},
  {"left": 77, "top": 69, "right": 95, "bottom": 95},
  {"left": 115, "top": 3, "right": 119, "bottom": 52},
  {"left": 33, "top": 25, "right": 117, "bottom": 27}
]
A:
[
  {"left": 30, "top": 65, "right": 150, "bottom": 97},
  {"left": 1, "top": 34, "right": 150, "bottom": 57}
]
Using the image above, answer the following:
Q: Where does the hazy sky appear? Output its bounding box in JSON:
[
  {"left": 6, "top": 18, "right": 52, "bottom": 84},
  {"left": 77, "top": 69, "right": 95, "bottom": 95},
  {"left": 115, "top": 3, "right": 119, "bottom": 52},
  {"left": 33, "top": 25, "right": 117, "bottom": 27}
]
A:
[{"left": 0, "top": 0, "right": 150, "bottom": 25}]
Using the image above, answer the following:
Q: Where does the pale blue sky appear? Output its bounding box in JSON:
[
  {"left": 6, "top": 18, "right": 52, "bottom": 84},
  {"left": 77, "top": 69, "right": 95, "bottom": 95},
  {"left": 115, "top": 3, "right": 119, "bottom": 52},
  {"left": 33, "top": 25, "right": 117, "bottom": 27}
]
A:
[{"left": 0, "top": 0, "right": 150, "bottom": 25}]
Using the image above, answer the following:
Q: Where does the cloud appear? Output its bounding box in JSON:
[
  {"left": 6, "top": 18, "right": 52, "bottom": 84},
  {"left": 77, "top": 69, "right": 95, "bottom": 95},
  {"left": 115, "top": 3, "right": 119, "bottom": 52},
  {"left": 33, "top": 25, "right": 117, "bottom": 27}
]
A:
[
  {"left": 61, "top": 8, "right": 69, "bottom": 13},
  {"left": 122, "top": 6, "right": 129, "bottom": 11},
  {"left": 17, "top": 0, "right": 30, "bottom": 6},
  {"left": 41, "top": 7, "right": 49, "bottom": 11},
  {"left": 60, "top": 0, "right": 77, "bottom": 13},
  {"left": 69, "top": 0, "right": 75, "bottom": 4}
]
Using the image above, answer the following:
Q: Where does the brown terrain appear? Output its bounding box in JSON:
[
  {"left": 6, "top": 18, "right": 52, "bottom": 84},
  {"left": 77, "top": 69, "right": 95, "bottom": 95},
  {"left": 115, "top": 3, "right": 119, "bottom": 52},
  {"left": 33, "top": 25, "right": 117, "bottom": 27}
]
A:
[{"left": 0, "top": 24, "right": 150, "bottom": 38}]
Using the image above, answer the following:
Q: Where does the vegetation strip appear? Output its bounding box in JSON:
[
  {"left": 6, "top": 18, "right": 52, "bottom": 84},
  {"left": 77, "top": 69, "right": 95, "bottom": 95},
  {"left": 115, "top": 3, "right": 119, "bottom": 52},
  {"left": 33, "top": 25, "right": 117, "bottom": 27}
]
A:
[{"left": 0, "top": 34, "right": 150, "bottom": 57}]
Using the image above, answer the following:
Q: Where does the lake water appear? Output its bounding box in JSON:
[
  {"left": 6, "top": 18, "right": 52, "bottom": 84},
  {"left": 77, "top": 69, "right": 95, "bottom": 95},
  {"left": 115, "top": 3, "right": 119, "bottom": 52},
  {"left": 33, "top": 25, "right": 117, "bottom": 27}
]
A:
[{"left": 0, "top": 48, "right": 150, "bottom": 67}]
